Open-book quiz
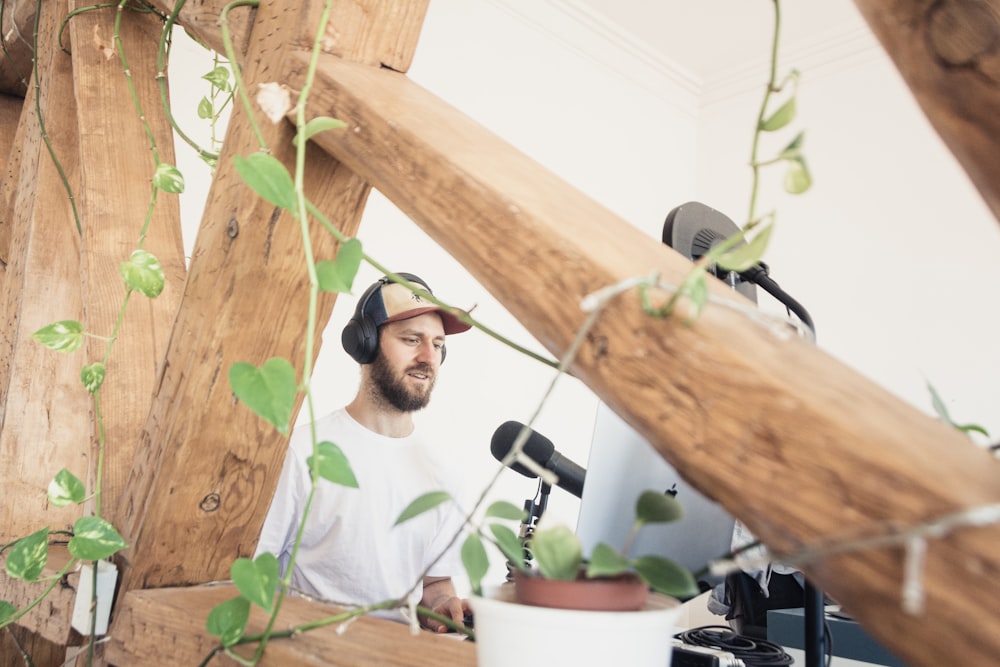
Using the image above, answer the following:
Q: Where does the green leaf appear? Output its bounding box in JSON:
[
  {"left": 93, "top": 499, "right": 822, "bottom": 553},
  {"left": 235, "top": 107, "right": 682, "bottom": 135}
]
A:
[
  {"left": 232, "top": 152, "right": 297, "bottom": 212},
  {"left": 531, "top": 525, "right": 581, "bottom": 581},
  {"left": 5, "top": 528, "right": 49, "bottom": 582},
  {"left": 32, "top": 320, "right": 84, "bottom": 352},
  {"left": 228, "top": 358, "right": 297, "bottom": 435},
  {"left": 928, "top": 383, "right": 991, "bottom": 437},
  {"left": 716, "top": 224, "right": 774, "bottom": 274},
  {"left": 153, "top": 163, "right": 185, "bottom": 194},
  {"left": 231, "top": 553, "right": 279, "bottom": 613},
  {"left": 197, "top": 96, "right": 213, "bottom": 120},
  {"left": 485, "top": 500, "right": 527, "bottom": 522},
  {"left": 307, "top": 441, "right": 359, "bottom": 488},
  {"left": 778, "top": 131, "right": 805, "bottom": 160},
  {"left": 0, "top": 600, "right": 16, "bottom": 623},
  {"left": 295, "top": 116, "right": 347, "bottom": 145},
  {"left": 784, "top": 156, "right": 812, "bottom": 194},
  {"left": 119, "top": 249, "right": 165, "bottom": 298},
  {"left": 48, "top": 468, "right": 86, "bottom": 507},
  {"left": 68, "top": 516, "right": 128, "bottom": 561},
  {"left": 80, "top": 363, "right": 106, "bottom": 394},
  {"left": 634, "top": 555, "right": 699, "bottom": 599},
  {"left": 461, "top": 533, "right": 489, "bottom": 596},
  {"left": 634, "top": 490, "right": 685, "bottom": 527},
  {"left": 202, "top": 66, "right": 231, "bottom": 92},
  {"left": 394, "top": 491, "right": 451, "bottom": 526},
  {"left": 760, "top": 97, "right": 796, "bottom": 132},
  {"left": 206, "top": 595, "right": 249, "bottom": 647},
  {"left": 315, "top": 238, "right": 363, "bottom": 293},
  {"left": 585, "top": 542, "right": 630, "bottom": 579},
  {"left": 489, "top": 524, "right": 526, "bottom": 572},
  {"left": 681, "top": 273, "right": 708, "bottom": 320}
]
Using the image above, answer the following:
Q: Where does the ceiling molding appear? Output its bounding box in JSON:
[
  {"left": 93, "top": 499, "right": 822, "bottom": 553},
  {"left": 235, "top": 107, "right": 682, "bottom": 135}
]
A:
[
  {"left": 488, "top": 0, "right": 702, "bottom": 119},
  {"left": 700, "top": 25, "right": 884, "bottom": 107}
]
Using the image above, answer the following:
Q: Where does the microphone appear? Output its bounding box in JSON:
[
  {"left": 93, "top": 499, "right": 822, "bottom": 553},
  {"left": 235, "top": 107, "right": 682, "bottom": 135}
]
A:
[{"left": 490, "top": 421, "right": 586, "bottom": 498}]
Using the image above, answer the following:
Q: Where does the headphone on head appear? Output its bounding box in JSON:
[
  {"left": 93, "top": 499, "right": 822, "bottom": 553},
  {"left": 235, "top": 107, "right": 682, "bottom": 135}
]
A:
[{"left": 341, "top": 272, "right": 446, "bottom": 365}]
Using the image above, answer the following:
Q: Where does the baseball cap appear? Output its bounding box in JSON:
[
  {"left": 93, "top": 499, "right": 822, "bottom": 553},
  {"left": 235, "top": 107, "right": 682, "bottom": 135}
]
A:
[{"left": 367, "top": 276, "right": 472, "bottom": 335}]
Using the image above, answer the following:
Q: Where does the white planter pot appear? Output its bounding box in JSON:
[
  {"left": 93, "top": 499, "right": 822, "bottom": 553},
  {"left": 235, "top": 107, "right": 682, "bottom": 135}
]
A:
[{"left": 470, "top": 585, "right": 682, "bottom": 667}]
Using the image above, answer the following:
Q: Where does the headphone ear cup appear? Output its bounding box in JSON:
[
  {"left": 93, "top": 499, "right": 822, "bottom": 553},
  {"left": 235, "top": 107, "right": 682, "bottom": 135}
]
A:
[{"left": 342, "top": 315, "right": 379, "bottom": 364}]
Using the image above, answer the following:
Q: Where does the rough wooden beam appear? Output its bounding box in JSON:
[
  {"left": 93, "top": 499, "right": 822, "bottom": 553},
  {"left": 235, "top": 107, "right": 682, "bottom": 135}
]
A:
[
  {"left": 0, "top": 93, "right": 25, "bottom": 265},
  {"left": 112, "top": 0, "right": 431, "bottom": 597},
  {"left": 0, "top": 547, "right": 80, "bottom": 646},
  {"left": 143, "top": 0, "right": 428, "bottom": 73},
  {"left": 852, "top": 0, "right": 1000, "bottom": 223},
  {"left": 282, "top": 52, "right": 1000, "bottom": 667},
  {"left": 67, "top": 0, "right": 187, "bottom": 529},
  {"left": 0, "top": 0, "right": 88, "bottom": 543},
  {"left": 106, "top": 583, "right": 475, "bottom": 665},
  {"left": 0, "top": 0, "right": 34, "bottom": 97}
]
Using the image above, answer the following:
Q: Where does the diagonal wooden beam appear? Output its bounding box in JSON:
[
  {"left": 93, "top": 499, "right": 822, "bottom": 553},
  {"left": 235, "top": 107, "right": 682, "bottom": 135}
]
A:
[
  {"left": 852, "top": 0, "right": 1000, "bottom": 224},
  {"left": 280, "top": 51, "right": 1000, "bottom": 667},
  {"left": 67, "top": 0, "right": 188, "bottom": 529},
  {"left": 113, "top": 0, "right": 428, "bottom": 599}
]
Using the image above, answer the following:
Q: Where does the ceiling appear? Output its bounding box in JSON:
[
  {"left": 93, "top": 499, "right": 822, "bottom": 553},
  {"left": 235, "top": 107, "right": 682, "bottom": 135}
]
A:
[{"left": 575, "top": 0, "right": 870, "bottom": 82}]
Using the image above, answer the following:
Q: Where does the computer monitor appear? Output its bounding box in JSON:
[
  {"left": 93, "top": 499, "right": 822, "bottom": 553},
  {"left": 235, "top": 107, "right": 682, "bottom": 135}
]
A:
[{"left": 575, "top": 402, "right": 736, "bottom": 587}]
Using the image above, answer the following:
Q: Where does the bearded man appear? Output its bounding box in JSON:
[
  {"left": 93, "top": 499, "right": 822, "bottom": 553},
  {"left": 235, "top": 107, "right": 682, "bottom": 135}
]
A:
[{"left": 256, "top": 273, "right": 472, "bottom": 633}]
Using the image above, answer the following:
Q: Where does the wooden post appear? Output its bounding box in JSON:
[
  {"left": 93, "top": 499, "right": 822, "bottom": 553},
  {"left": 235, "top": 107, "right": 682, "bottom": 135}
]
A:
[{"left": 113, "top": 0, "right": 428, "bottom": 599}]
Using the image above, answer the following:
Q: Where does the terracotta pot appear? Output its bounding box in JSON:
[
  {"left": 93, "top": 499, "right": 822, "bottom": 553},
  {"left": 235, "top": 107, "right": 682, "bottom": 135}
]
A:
[{"left": 512, "top": 568, "right": 649, "bottom": 611}]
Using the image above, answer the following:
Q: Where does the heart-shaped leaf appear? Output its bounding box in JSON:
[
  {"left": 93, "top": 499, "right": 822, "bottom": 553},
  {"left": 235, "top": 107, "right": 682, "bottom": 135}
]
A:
[
  {"left": 295, "top": 116, "right": 347, "bottom": 145},
  {"left": 585, "top": 542, "right": 630, "bottom": 579},
  {"left": 153, "top": 163, "right": 185, "bottom": 194},
  {"left": 489, "top": 523, "right": 526, "bottom": 572},
  {"left": 461, "top": 533, "right": 489, "bottom": 596},
  {"left": 394, "top": 491, "right": 451, "bottom": 526},
  {"left": 228, "top": 358, "right": 297, "bottom": 435},
  {"left": 48, "top": 468, "right": 86, "bottom": 507},
  {"left": 0, "top": 600, "right": 16, "bottom": 623},
  {"left": 119, "top": 249, "right": 165, "bottom": 298},
  {"left": 531, "top": 525, "right": 581, "bottom": 581},
  {"left": 315, "top": 238, "right": 362, "bottom": 293},
  {"left": 69, "top": 516, "right": 128, "bottom": 561},
  {"left": 231, "top": 553, "right": 279, "bottom": 613},
  {"left": 81, "top": 363, "right": 106, "bottom": 394},
  {"left": 634, "top": 555, "right": 699, "bottom": 599},
  {"left": 307, "top": 441, "right": 359, "bottom": 488},
  {"left": 32, "top": 320, "right": 84, "bottom": 352},
  {"left": 206, "top": 595, "right": 250, "bottom": 647},
  {"left": 233, "top": 152, "right": 297, "bottom": 212},
  {"left": 5, "top": 528, "right": 49, "bottom": 582},
  {"left": 485, "top": 500, "right": 526, "bottom": 522}
]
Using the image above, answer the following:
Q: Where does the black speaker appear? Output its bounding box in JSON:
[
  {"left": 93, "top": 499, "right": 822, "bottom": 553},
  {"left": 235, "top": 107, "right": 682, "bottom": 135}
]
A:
[{"left": 340, "top": 272, "right": 446, "bottom": 364}]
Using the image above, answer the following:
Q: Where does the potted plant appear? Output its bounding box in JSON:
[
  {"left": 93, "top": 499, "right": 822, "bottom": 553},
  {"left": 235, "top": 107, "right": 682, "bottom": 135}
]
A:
[{"left": 464, "top": 490, "right": 700, "bottom": 667}]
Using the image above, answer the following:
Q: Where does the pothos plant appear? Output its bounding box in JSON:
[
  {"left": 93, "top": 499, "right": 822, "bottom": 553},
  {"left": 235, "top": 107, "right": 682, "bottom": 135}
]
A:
[{"left": 435, "top": 490, "right": 700, "bottom": 601}]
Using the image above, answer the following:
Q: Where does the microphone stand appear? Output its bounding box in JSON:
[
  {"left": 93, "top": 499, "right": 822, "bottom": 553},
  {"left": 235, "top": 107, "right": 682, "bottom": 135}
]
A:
[{"left": 506, "top": 480, "right": 551, "bottom": 582}]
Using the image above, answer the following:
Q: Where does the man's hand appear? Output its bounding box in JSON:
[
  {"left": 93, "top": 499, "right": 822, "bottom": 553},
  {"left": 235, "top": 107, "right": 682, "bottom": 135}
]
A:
[{"left": 419, "top": 576, "right": 472, "bottom": 633}]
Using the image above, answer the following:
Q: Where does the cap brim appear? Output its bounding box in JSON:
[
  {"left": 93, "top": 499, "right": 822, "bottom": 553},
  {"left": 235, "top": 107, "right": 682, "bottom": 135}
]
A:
[{"left": 383, "top": 306, "right": 472, "bottom": 335}]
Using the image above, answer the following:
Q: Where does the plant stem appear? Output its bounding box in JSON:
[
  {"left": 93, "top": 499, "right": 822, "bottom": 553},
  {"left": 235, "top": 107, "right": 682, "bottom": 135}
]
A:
[{"left": 747, "top": 0, "right": 782, "bottom": 227}]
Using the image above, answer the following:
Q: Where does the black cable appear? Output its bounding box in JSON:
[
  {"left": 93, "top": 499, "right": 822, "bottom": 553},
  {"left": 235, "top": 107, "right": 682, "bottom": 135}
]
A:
[
  {"left": 676, "top": 626, "right": 794, "bottom": 667},
  {"left": 739, "top": 263, "right": 814, "bottom": 334}
]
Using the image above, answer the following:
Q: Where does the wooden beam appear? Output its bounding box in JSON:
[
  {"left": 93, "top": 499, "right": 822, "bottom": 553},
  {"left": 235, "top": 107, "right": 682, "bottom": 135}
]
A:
[
  {"left": 143, "top": 0, "right": 428, "bottom": 74},
  {"left": 112, "top": 1, "right": 431, "bottom": 596},
  {"left": 0, "top": 93, "right": 25, "bottom": 266},
  {"left": 0, "top": 0, "right": 89, "bottom": 544},
  {"left": 106, "top": 583, "right": 475, "bottom": 665},
  {"left": 281, "top": 52, "right": 1000, "bottom": 667},
  {"left": 0, "top": 547, "right": 79, "bottom": 646},
  {"left": 852, "top": 0, "right": 1000, "bottom": 224},
  {"left": 0, "top": 1, "right": 34, "bottom": 97},
  {"left": 67, "top": 0, "right": 188, "bottom": 529}
]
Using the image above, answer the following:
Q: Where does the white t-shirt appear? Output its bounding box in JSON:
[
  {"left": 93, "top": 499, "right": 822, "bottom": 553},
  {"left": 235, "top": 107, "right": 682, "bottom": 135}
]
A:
[{"left": 256, "top": 408, "right": 466, "bottom": 621}]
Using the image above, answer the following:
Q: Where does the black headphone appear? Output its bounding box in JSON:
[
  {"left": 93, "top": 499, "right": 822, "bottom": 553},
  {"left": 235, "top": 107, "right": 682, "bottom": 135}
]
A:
[{"left": 340, "top": 272, "right": 446, "bottom": 365}]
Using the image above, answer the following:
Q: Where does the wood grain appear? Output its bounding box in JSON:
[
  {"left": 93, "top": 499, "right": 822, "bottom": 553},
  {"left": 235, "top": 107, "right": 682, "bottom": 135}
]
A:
[{"left": 281, "top": 52, "right": 1000, "bottom": 667}]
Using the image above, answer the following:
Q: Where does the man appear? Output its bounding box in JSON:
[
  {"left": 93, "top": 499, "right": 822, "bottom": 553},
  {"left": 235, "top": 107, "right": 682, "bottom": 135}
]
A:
[{"left": 256, "top": 272, "right": 472, "bottom": 632}]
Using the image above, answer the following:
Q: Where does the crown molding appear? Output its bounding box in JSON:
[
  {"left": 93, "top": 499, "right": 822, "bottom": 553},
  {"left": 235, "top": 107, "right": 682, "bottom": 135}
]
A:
[{"left": 487, "top": 0, "right": 702, "bottom": 119}]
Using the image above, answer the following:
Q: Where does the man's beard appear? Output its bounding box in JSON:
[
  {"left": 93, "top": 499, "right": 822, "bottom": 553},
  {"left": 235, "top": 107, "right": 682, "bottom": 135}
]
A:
[{"left": 369, "top": 352, "right": 435, "bottom": 412}]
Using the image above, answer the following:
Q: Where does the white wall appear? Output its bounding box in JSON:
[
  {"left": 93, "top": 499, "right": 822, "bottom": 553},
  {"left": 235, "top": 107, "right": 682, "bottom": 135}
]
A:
[
  {"left": 171, "top": 0, "right": 1000, "bottom": 594},
  {"left": 695, "top": 20, "right": 1000, "bottom": 444}
]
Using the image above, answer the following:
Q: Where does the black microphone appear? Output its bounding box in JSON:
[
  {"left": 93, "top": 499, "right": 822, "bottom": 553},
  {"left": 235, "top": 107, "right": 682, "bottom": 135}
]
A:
[{"left": 490, "top": 421, "right": 586, "bottom": 498}]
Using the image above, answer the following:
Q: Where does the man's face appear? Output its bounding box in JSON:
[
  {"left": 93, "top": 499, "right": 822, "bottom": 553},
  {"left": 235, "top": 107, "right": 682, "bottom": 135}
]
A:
[{"left": 368, "top": 312, "right": 446, "bottom": 412}]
